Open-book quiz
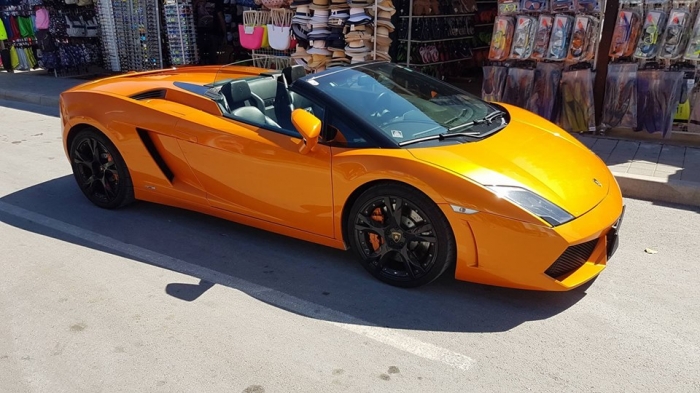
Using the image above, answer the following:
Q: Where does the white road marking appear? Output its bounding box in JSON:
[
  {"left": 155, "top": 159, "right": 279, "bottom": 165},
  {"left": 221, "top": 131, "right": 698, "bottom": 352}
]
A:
[{"left": 0, "top": 200, "right": 475, "bottom": 370}]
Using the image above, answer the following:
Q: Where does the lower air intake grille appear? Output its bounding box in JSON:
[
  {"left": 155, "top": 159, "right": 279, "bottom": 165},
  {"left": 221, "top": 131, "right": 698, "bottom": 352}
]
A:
[{"left": 545, "top": 239, "right": 599, "bottom": 279}]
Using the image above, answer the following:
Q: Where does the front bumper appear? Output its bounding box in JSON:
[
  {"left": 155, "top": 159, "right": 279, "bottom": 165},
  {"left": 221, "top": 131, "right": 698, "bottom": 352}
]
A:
[{"left": 442, "top": 187, "right": 624, "bottom": 291}]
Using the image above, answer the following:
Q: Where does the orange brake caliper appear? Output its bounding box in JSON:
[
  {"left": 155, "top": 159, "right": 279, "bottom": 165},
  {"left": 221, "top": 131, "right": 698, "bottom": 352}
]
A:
[{"left": 368, "top": 207, "right": 384, "bottom": 251}]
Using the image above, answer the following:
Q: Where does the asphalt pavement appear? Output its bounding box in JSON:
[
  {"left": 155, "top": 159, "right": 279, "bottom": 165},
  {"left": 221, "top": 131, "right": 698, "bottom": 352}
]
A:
[{"left": 1, "top": 100, "right": 699, "bottom": 392}]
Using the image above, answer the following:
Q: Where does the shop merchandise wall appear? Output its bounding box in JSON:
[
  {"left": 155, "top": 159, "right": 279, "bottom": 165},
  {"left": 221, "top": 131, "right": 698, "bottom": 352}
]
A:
[
  {"left": 480, "top": 0, "right": 700, "bottom": 139},
  {"left": 1, "top": 0, "right": 102, "bottom": 75}
]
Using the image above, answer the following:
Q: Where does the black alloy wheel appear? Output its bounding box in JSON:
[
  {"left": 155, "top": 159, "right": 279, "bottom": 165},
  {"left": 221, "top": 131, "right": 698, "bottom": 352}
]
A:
[
  {"left": 69, "top": 129, "right": 134, "bottom": 209},
  {"left": 348, "top": 184, "right": 456, "bottom": 288}
]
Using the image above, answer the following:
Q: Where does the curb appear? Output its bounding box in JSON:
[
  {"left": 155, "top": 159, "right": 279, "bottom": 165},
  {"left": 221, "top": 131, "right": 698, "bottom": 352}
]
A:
[
  {"left": 0, "top": 89, "right": 59, "bottom": 109},
  {"left": 1, "top": 89, "right": 699, "bottom": 208},
  {"left": 612, "top": 172, "right": 700, "bottom": 208}
]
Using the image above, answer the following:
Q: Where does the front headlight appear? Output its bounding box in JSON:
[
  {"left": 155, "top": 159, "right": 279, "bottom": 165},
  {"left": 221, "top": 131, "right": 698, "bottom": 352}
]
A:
[{"left": 486, "top": 185, "right": 574, "bottom": 226}]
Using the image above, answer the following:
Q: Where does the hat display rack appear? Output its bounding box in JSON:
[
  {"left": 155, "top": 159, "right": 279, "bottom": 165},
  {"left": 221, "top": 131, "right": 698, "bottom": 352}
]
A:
[
  {"left": 394, "top": 0, "right": 480, "bottom": 78},
  {"left": 283, "top": 0, "right": 397, "bottom": 73},
  {"left": 597, "top": 0, "right": 700, "bottom": 138}
]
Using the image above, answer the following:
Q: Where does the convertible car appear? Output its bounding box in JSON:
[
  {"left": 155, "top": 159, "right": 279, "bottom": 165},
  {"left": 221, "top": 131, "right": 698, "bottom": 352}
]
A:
[{"left": 59, "top": 60, "right": 624, "bottom": 291}]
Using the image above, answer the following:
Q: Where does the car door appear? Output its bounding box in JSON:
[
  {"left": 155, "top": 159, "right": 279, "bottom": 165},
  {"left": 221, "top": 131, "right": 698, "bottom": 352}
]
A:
[{"left": 175, "top": 96, "right": 335, "bottom": 238}]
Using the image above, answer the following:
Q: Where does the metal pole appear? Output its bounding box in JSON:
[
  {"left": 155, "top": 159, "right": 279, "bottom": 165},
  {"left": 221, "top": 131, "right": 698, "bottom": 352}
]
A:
[
  {"left": 406, "top": 0, "right": 413, "bottom": 67},
  {"left": 155, "top": 0, "right": 164, "bottom": 68}
]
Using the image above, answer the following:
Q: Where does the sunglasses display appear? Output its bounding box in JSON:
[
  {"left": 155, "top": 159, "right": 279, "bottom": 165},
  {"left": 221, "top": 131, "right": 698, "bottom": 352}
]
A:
[{"left": 163, "top": 0, "right": 199, "bottom": 66}]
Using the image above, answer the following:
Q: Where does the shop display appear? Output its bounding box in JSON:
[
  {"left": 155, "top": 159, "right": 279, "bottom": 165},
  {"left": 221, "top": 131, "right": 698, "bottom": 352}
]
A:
[
  {"left": 488, "top": 16, "right": 514, "bottom": 60},
  {"left": 633, "top": 10, "right": 667, "bottom": 60},
  {"left": 510, "top": 14, "right": 536, "bottom": 60},
  {"left": 566, "top": 15, "right": 598, "bottom": 62},
  {"left": 550, "top": 0, "right": 573, "bottom": 12},
  {"left": 609, "top": 9, "right": 641, "bottom": 59},
  {"left": 520, "top": 0, "right": 547, "bottom": 12},
  {"left": 600, "top": 63, "right": 637, "bottom": 129},
  {"left": 683, "top": 9, "right": 700, "bottom": 60},
  {"left": 530, "top": 14, "right": 552, "bottom": 60},
  {"left": 636, "top": 70, "right": 683, "bottom": 137},
  {"left": 164, "top": 0, "right": 199, "bottom": 66},
  {"left": 547, "top": 14, "right": 573, "bottom": 61},
  {"left": 501, "top": 66, "right": 534, "bottom": 108},
  {"left": 557, "top": 69, "right": 595, "bottom": 133},
  {"left": 687, "top": 84, "right": 700, "bottom": 133},
  {"left": 481, "top": 65, "right": 507, "bottom": 102},
  {"left": 525, "top": 62, "right": 562, "bottom": 121},
  {"left": 659, "top": 8, "right": 690, "bottom": 60}
]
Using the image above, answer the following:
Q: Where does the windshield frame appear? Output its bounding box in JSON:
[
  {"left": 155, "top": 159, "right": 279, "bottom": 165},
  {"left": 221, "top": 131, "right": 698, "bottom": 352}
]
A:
[{"left": 295, "top": 61, "right": 506, "bottom": 148}]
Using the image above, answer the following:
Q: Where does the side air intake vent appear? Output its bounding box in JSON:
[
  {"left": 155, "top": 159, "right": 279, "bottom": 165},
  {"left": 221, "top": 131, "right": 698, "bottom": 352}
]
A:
[{"left": 131, "top": 90, "right": 167, "bottom": 100}]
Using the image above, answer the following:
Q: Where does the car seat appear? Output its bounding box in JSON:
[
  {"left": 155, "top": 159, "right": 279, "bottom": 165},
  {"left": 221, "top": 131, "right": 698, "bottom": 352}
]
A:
[{"left": 225, "top": 80, "right": 281, "bottom": 128}]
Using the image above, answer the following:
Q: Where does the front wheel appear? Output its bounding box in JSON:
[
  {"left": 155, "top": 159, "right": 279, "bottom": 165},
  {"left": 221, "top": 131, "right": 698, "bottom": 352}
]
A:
[
  {"left": 69, "top": 128, "right": 134, "bottom": 209},
  {"left": 347, "top": 184, "right": 456, "bottom": 288}
]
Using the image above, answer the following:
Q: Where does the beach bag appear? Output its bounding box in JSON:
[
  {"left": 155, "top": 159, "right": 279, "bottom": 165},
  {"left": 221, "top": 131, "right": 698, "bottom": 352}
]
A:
[
  {"left": 239, "top": 10, "right": 268, "bottom": 50},
  {"left": 268, "top": 8, "right": 292, "bottom": 50}
]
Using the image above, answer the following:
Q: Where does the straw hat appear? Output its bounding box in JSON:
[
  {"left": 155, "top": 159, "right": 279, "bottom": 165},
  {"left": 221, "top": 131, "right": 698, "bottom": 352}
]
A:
[
  {"left": 307, "top": 39, "right": 332, "bottom": 55},
  {"left": 308, "top": 53, "right": 329, "bottom": 68},
  {"left": 366, "top": 0, "right": 395, "bottom": 15},
  {"left": 375, "top": 10, "right": 395, "bottom": 31},
  {"left": 310, "top": 0, "right": 330, "bottom": 10}
]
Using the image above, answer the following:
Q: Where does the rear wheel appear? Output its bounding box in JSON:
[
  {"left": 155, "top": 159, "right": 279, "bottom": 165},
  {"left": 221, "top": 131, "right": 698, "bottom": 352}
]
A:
[
  {"left": 69, "top": 128, "right": 134, "bottom": 209},
  {"left": 347, "top": 184, "right": 456, "bottom": 288}
]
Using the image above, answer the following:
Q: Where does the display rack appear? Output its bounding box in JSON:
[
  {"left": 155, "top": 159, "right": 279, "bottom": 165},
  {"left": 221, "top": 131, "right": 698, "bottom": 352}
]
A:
[
  {"left": 163, "top": 0, "right": 198, "bottom": 66},
  {"left": 95, "top": 0, "right": 162, "bottom": 72},
  {"left": 400, "top": 8, "right": 476, "bottom": 68}
]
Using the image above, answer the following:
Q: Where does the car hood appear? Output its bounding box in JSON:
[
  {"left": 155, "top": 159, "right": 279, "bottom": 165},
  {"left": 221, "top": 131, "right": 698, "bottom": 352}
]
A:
[{"left": 408, "top": 107, "right": 611, "bottom": 218}]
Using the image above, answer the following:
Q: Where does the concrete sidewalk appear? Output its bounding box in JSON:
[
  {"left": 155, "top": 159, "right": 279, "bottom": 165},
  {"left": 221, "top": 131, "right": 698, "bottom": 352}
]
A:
[
  {"left": 0, "top": 69, "right": 84, "bottom": 108},
  {"left": 1, "top": 69, "right": 699, "bottom": 208}
]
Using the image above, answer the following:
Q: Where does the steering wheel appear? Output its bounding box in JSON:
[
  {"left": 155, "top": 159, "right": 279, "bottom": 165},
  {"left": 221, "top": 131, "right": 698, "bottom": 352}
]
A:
[{"left": 371, "top": 91, "right": 392, "bottom": 117}]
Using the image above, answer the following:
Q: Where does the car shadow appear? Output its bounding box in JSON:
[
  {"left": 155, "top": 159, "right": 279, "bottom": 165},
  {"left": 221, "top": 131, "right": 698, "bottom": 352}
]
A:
[{"left": 0, "top": 175, "right": 591, "bottom": 333}]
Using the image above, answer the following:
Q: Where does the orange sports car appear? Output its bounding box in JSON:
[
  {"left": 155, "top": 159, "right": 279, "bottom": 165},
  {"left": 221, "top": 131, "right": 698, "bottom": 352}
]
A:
[{"left": 59, "top": 61, "right": 624, "bottom": 291}]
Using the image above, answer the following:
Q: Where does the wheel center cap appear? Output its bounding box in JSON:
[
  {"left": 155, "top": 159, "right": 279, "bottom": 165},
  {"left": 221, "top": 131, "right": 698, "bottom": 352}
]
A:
[{"left": 386, "top": 228, "right": 405, "bottom": 248}]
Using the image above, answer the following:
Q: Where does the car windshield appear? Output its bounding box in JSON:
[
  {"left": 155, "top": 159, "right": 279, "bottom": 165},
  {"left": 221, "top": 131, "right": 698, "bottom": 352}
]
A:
[{"left": 303, "top": 62, "right": 502, "bottom": 144}]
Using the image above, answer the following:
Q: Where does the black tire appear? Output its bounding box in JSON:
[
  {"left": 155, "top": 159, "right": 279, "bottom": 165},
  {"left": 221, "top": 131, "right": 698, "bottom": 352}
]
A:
[
  {"left": 347, "top": 183, "right": 456, "bottom": 288},
  {"left": 69, "top": 128, "right": 134, "bottom": 209}
]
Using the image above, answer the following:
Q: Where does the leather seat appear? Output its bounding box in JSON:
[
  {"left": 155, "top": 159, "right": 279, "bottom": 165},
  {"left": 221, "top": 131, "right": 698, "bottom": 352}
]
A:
[
  {"left": 247, "top": 77, "right": 279, "bottom": 120},
  {"left": 224, "top": 80, "right": 281, "bottom": 128}
]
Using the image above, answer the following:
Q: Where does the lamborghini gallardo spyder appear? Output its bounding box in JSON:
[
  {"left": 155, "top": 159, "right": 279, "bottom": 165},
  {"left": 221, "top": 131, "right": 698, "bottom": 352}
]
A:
[{"left": 59, "top": 60, "right": 624, "bottom": 290}]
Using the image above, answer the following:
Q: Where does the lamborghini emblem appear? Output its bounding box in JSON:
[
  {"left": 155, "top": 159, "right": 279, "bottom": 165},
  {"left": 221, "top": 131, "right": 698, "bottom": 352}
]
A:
[
  {"left": 391, "top": 232, "right": 402, "bottom": 242},
  {"left": 593, "top": 178, "right": 602, "bottom": 187}
]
